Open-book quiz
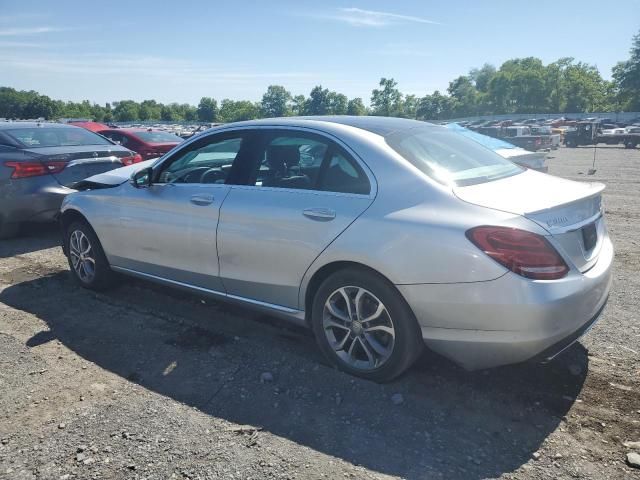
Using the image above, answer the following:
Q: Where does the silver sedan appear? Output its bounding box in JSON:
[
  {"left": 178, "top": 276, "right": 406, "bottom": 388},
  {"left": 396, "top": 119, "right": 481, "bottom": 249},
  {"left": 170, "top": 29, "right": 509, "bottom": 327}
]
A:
[{"left": 59, "top": 117, "right": 613, "bottom": 382}]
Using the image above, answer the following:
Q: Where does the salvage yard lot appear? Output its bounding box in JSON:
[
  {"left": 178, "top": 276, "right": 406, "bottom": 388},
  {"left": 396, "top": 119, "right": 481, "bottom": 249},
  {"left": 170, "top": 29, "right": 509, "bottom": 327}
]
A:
[{"left": 0, "top": 146, "right": 639, "bottom": 480}]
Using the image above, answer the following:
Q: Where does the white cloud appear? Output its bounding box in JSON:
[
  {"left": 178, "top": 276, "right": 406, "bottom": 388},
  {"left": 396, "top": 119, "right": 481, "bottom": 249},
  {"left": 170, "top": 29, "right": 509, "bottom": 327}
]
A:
[
  {"left": 0, "top": 52, "right": 315, "bottom": 83},
  {"left": 0, "top": 26, "right": 67, "bottom": 36},
  {"left": 317, "top": 7, "right": 440, "bottom": 27},
  {"left": 0, "top": 41, "right": 51, "bottom": 48}
]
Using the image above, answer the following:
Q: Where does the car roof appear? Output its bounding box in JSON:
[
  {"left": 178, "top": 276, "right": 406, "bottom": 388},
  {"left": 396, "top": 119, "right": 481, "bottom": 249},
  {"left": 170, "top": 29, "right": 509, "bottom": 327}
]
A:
[
  {"left": 223, "top": 116, "right": 435, "bottom": 137},
  {"left": 0, "top": 122, "right": 81, "bottom": 130}
]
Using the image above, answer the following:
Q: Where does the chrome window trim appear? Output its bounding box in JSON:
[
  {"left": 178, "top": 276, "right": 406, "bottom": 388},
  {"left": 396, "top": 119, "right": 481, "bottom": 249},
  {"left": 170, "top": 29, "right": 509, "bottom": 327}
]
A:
[{"left": 153, "top": 124, "right": 379, "bottom": 199}]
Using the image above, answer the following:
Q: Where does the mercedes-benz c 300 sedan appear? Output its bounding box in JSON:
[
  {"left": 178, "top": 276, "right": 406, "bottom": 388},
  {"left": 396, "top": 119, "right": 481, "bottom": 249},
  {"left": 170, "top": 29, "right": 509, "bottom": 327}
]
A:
[{"left": 59, "top": 117, "right": 613, "bottom": 381}]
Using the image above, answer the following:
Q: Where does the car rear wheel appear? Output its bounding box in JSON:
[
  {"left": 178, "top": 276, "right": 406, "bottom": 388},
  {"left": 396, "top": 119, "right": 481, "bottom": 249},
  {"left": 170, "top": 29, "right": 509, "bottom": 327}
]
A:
[
  {"left": 311, "top": 268, "right": 423, "bottom": 382},
  {"left": 624, "top": 140, "right": 637, "bottom": 149},
  {"left": 66, "top": 221, "right": 115, "bottom": 290}
]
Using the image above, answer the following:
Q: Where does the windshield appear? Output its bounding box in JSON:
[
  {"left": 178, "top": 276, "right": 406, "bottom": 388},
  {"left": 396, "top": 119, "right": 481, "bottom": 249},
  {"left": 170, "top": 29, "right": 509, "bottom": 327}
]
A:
[
  {"left": 134, "top": 131, "right": 182, "bottom": 143},
  {"left": 386, "top": 126, "right": 523, "bottom": 187},
  {"left": 6, "top": 127, "right": 112, "bottom": 148}
]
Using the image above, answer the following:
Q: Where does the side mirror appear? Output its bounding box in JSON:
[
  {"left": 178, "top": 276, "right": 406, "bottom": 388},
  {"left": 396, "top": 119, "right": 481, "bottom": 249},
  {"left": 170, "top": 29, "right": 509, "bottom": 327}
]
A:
[{"left": 130, "top": 167, "right": 153, "bottom": 188}]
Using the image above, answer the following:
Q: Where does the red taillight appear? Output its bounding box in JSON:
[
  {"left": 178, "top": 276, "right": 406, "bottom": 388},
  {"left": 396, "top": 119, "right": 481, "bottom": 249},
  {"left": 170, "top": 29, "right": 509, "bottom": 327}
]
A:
[
  {"left": 466, "top": 226, "right": 569, "bottom": 280},
  {"left": 121, "top": 153, "right": 143, "bottom": 166},
  {"left": 4, "top": 161, "right": 66, "bottom": 179}
]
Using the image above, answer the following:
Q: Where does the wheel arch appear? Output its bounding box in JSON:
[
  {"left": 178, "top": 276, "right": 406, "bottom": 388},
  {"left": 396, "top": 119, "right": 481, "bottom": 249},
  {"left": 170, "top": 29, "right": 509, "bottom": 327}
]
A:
[
  {"left": 59, "top": 208, "right": 96, "bottom": 255},
  {"left": 302, "top": 260, "right": 411, "bottom": 325}
]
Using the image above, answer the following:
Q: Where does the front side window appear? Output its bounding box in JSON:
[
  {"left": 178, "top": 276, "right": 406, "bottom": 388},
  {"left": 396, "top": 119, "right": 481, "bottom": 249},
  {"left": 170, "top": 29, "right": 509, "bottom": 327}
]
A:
[
  {"left": 386, "top": 126, "right": 523, "bottom": 187},
  {"left": 6, "top": 127, "right": 112, "bottom": 147},
  {"left": 157, "top": 135, "right": 243, "bottom": 184}
]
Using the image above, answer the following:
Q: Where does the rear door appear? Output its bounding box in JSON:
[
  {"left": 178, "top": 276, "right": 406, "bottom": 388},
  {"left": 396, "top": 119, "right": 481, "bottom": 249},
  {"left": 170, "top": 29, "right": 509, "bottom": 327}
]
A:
[
  {"left": 109, "top": 130, "right": 253, "bottom": 292},
  {"left": 217, "top": 128, "right": 375, "bottom": 309}
]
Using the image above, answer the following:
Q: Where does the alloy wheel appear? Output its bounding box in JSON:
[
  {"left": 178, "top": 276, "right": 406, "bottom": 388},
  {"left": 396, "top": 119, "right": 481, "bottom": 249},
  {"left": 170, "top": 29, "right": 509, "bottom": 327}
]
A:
[
  {"left": 322, "top": 286, "right": 396, "bottom": 371},
  {"left": 69, "top": 229, "right": 96, "bottom": 283}
]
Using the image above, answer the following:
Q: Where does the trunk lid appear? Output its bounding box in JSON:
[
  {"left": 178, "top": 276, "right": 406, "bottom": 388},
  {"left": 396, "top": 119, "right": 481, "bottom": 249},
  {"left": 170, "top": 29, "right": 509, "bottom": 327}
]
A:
[
  {"left": 454, "top": 170, "right": 605, "bottom": 272},
  {"left": 24, "top": 145, "right": 134, "bottom": 188}
]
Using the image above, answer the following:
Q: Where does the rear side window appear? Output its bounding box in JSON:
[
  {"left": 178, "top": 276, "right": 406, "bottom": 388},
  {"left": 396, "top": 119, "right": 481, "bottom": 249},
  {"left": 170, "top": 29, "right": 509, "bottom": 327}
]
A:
[
  {"left": 249, "top": 130, "right": 370, "bottom": 195},
  {"left": 318, "top": 150, "right": 370, "bottom": 195},
  {"left": 6, "top": 127, "right": 112, "bottom": 147},
  {"left": 135, "top": 131, "right": 182, "bottom": 143}
]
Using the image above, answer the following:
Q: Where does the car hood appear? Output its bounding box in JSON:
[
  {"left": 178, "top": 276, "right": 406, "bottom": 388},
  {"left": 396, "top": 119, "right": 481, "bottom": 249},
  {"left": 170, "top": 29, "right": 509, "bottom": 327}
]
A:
[{"left": 80, "top": 159, "right": 156, "bottom": 186}]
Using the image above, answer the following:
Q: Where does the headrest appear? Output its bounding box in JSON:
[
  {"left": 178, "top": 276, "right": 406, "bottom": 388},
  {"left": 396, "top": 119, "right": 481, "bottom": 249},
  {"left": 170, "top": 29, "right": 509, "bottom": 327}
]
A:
[{"left": 266, "top": 145, "right": 300, "bottom": 170}]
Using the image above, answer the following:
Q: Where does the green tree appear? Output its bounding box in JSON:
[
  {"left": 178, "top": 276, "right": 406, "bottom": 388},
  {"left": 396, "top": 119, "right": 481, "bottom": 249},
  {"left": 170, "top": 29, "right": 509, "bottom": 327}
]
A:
[
  {"left": 347, "top": 98, "right": 366, "bottom": 115},
  {"left": 291, "top": 95, "right": 307, "bottom": 116},
  {"left": 370, "top": 78, "right": 403, "bottom": 116},
  {"left": 197, "top": 97, "right": 219, "bottom": 122},
  {"left": 261, "top": 85, "right": 292, "bottom": 117},
  {"left": 305, "top": 86, "right": 331, "bottom": 115},
  {"left": 218, "top": 99, "right": 261, "bottom": 122},
  {"left": 448, "top": 76, "right": 478, "bottom": 117},
  {"left": 113, "top": 100, "right": 140, "bottom": 121},
  {"left": 612, "top": 30, "right": 640, "bottom": 111},
  {"left": 416, "top": 91, "right": 455, "bottom": 120},
  {"left": 327, "top": 91, "right": 348, "bottom": 115}
]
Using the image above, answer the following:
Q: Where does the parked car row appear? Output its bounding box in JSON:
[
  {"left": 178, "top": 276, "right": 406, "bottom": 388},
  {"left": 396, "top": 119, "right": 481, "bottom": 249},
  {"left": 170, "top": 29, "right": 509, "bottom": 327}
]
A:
[
  {"left": 69, "top": 121, "right": 184, "bottom": 160},
  {"left": 452, "top": 116, "right": 640, "bottom": 150},
  {"left": 0, "top": 122, "right": 144, "bottom": 238}
]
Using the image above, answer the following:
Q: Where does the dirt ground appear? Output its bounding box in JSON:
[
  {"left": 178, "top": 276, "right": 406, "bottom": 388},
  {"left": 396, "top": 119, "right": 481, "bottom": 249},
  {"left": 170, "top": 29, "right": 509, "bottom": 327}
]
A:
[{"left": 0, "top": 145, "right": 638, "bottom": 480}]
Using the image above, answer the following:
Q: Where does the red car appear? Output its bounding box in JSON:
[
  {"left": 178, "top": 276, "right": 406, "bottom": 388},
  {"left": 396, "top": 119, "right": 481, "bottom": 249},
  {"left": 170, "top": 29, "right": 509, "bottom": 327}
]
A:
[{"left": 97, "top": 128, "right": 183, "bottom": 160}]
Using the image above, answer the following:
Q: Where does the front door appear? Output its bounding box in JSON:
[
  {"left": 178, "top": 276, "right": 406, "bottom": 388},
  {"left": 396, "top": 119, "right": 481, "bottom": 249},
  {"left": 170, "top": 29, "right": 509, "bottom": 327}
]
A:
[
  {"left": 217, "top": 129, "right": 375, "bottom": 309},
  {"left": 110, "top": 130, "right": 252, "bottom": 292}
]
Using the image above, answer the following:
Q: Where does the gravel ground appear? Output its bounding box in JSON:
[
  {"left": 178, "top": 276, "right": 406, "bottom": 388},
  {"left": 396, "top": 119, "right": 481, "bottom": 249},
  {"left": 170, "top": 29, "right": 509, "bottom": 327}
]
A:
[{"left": 0, "top": 145, "right": 638, "bottom": 480}]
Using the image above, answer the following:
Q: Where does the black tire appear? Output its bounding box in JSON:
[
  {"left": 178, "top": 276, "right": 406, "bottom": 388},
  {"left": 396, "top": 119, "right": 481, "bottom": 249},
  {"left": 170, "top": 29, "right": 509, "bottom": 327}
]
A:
[
  {"left": 624, "top": 140, "right": 636, "bottom": 149},
  {"left": 0, "top": 219, "right": 19, "bottom": 239},
  {"left": 65, "top": 221, "right": 115, "bottom": 290},
  {"left": 565, "top": 138, "right": 576, "bottom": 148},
  {"left": 311, "top": 267, "right": 424, "bottom": 382}
]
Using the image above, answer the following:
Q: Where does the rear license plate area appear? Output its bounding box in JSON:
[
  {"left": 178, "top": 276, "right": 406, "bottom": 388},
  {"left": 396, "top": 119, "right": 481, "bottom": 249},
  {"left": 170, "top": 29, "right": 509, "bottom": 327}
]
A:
[{"left": 581, "top": 222, "right": 597, "bottom": 251}]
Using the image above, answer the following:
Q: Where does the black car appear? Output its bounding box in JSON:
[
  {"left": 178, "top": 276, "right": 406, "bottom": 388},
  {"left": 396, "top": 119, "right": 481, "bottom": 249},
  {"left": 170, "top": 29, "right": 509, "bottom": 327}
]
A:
[{"left": 0, "top": 122, "right": 141, "bottom": 238}]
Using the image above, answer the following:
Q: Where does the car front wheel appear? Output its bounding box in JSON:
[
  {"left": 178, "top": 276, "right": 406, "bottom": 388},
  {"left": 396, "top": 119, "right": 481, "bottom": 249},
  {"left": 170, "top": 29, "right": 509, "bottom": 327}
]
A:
[
  {"left": 66, "top": 221, "right": 115, "bottom": 290},
  {"left": 311, "top": 268, "right": 423, "bottom": 382}
]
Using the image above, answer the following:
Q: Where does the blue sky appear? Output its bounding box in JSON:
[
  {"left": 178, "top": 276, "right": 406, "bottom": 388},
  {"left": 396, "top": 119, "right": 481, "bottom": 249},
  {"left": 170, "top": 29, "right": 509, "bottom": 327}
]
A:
[{"left": 0, "top": 1, "right": 638, "bottom": 105}]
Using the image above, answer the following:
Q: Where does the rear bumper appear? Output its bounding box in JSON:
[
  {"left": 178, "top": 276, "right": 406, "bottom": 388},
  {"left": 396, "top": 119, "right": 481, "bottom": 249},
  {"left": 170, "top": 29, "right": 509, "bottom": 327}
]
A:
[
  {"left": 397, "top": 237, "right": 614, "bottom": 370},
  {"left": 0, "top": 178, "right": 74, "bottom": 225}
]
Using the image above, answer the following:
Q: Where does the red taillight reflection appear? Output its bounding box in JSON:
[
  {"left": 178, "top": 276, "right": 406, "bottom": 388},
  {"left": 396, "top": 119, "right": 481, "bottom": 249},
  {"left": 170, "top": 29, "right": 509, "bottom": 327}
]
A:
[
  {"left": 121, "top": 154, "right": 143, "bottom": 166},
  {"left": 4, "top": 161, "right": 66, "bottom": 179},
  {"left": 466, "top": 226, "right": 569, "bottom": 280}
]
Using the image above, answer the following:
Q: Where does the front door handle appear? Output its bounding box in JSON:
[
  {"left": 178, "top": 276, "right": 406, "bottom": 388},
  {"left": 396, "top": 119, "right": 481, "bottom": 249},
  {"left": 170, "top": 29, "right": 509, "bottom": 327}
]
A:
[
  {"left": 190, "top": 194, "right": 214, "bottom": 206},
  {"left": 303, "top": 207, "right": 336, "bottom": 221}
]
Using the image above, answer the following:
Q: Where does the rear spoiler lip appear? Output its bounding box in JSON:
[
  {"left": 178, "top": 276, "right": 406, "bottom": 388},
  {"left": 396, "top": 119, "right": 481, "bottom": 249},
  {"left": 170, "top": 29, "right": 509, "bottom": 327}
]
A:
[
  {"left": 524, "top": 182, "right": 605, "bottom": 235},
  {"left": 523, "top": 182, "right": 605, "bottom": 216}
]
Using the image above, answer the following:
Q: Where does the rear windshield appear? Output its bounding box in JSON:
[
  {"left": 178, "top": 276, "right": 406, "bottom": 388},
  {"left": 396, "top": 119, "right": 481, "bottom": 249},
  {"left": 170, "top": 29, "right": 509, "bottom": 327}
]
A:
[
  {"left": 6, "top": 127, "right": 112, "bottom": 148},
  {"left": 385, "top": 126, "right": 523, "bottom": 187},
  {"left": 134, "top": 131, "right": 182, "bottom": 143}
]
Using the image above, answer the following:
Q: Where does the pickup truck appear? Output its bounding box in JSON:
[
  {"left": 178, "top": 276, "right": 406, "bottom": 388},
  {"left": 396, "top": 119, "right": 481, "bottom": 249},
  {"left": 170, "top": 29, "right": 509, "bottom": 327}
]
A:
[
  {"left": 564, "top": 121, "right": 640, "bottom": 148},
  {"left": 502, "top": 126, "right": 553, "bottom": 152},
  {"left": 530, "top": 125, "right": 561, "bottom": 149}
]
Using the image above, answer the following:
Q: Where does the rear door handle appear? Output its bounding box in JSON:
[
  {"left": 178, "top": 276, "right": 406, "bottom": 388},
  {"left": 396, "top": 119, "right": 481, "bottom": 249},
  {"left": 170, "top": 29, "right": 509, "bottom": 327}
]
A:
[
  {"left": 190, "top": 194, "right": 214, "bottom": 206},
  {"left": 303, "top": 207, "right": 336, "bottom": 221}
]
